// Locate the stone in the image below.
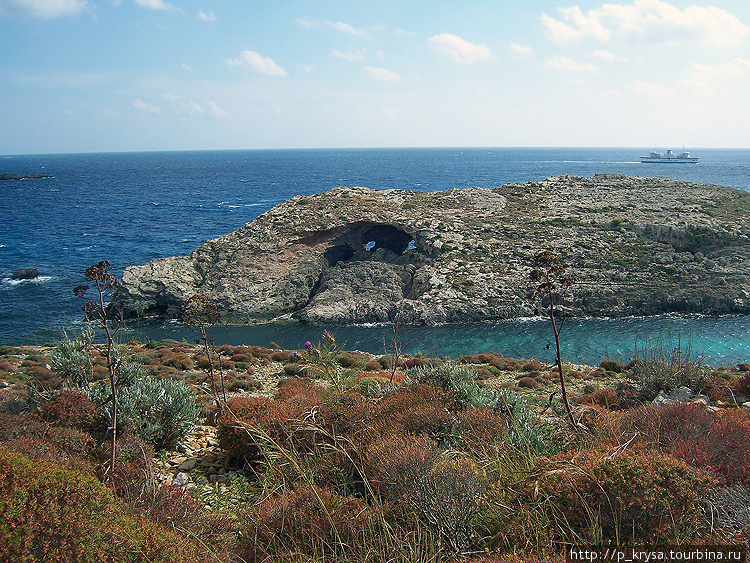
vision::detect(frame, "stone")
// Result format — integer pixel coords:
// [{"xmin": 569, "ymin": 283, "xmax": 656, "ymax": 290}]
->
[
  {"xmin": 743, "ymin": 402, "xmax": 750, "ymax": 414},
  {"xmin": 11, "ymin": 268, "xmax": 39, "ymax": 280},
  {"xmin": 172, "ymin": 472, "xmax": 189, "ymax": 487},
  {"xmin": 111, "ymin": 176, "xmax": 750, "ymax": 326},
  {"xmin": 177, "ymin": 458, "xmax": 199, "ymax": 471},
  {"xmin": 671, "ymin": 386, "xmax": 696, "ymax": 402}
]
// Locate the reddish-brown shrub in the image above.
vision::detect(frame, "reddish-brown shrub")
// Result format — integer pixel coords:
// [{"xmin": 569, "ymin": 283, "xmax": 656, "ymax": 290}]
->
[
  {"xmin": 491, "ymin": 357, "xmax": 523, "ymax": 371},
  {"xmin": 364, "ymin": 360, "xmax": 382, "ymax": 371},
  {"xmin": 39, "ymin": 390, "xmax": 102, "ymax": 431},
  {"xmin": 577, "ymin": 387, "xmax": 619, "ymax": 409},
  {"xmin": 314, "ymin": 390, "xmax": 371, "ymax": 438},
  {"xmin": 371, "ymin": 384, "xmax": 455, "ymax": 441},
  {"xmin": 454, "ymin": 407, "xmax": 506, "ymax": 450},
  {"xmin": 521, "ymin": 359, "xmax": 544, "ymax": 372},
  {"xmin": 236, "ymin": 484, "xmax": 374, "ymax": 563},
  {"xmin": 231, "ymin": 353, "xmax": 250, "ymax": 363},
  {"xmin": 702, "ymin": 375, "xmax": 734, "ymax": 402},
  {"xmin": 28, "ymin": 365, "xmax": 55, "ymax": 381},
  {"xmin": 517, "ymin": 376, "xmax": 538, "ymax": 389},
  {"xmin": 732, "ymin": 372, "xmax": 750, "ymax": 396},
  {"xmin": 0, "ymin": 446, "xmax": 205, "ymax": 562},
  {"xmin": 403, "ymin": 356, "xmax": 428, "ymax": 368},
  {"xmin": 0, "ymin": 361, "xmax": 13, "ymax": 372},
  {"xmin": 595, "ymin": 403, "xmax": 750, "ymax": 485},
  {"xmin": 737, "ymin": 363, "xmax": 750, "ymax": 372},
  {"xmin": 531, "ymin": 446, "xmax": 713, "ymax": 544},
  {"xmin": 365, "ymin": 433, "xmax": 440, "ymax": 500},
  {"xmin": 271, "ymin": 351, "xmax": 291, "ymax": 362},
  {"xmin": 461, "ymin": 353, "xmax": 499, "ymax": 365},
  {"xmin": 273, "ymin": 377, "xmax": 325, "ymax": 406}
]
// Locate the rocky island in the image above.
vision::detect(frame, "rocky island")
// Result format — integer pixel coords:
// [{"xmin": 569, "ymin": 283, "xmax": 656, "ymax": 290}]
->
[{"xmin": 112, "ymin": 174, "xmax": 750, "ymax": 325}]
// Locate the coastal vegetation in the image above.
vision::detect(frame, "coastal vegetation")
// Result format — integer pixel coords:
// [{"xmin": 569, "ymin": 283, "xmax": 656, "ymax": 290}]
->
[{"xmin": 1, "ymin": 330, "xmax": 749, "ymax": 561}]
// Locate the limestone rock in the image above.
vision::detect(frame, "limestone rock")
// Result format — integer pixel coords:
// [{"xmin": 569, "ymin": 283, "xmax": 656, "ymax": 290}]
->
[{"xmin": 111, "ymin": 175, "xmax": 750, "ymax": 325}]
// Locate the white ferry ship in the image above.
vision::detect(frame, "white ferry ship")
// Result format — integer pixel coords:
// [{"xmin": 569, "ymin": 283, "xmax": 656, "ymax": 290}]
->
[{"xmin": 640, "ymin": 148, "xmax": 699, "ymax": 163}]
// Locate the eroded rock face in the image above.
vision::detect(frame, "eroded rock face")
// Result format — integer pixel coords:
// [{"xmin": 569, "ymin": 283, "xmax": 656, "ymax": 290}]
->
[{"xmin": 112, "ymin": 176, "xmax": 750, "ymax": 325}]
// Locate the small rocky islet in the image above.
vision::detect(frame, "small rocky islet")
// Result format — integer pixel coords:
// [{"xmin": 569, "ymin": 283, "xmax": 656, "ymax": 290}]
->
[{"xmin": 112, "ymin": 173, "xmax": 750, "ymax": 326}]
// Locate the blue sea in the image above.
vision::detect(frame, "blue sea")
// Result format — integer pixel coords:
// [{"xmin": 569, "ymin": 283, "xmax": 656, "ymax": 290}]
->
[{"xmin": 2, "ymin": 147, "xmax": 750, "ymax": 367}]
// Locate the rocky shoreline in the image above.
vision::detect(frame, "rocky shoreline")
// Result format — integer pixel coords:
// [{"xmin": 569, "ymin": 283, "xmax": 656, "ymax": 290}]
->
[{"xmin": 112, "ymin": 174, "xmax": 750, "ymax": 325}]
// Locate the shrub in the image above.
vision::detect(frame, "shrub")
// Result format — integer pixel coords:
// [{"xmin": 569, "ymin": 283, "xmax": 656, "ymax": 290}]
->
[
  {"xmin": 732, "ymin": 372, "xmax": 750, "ymax": 396},
  {"xmin": 577, "ymin": 387, "xmax": 619, "ymax": 409},
  {"xmin": 88, "ymin": 376, "xmax": 199, "ymax": 451},
  {"xmin": 530, "ymin": 446, "xmax": 712, "ymax": 544},
  {"xmin": 365, "ymin": 434, "xmax": 486, "ymax": 552},
  {"xmin": 236, "ymin": 484, "xmax": 374, "ymax": 563},
  {"xmin": 517, "ymin": 376, "xmax": 538, "ymax": 389},
  {"xmin": 39, "ymin": 390, "xmax": 102, "ymax": 432},
  {"xmin": 217, "ymin": 396, "xmax": 303, "ymax": 463},
  {"xmin": 371, "ymin": 383, "xmax": 455, "ymax": 442},
  {"xmin": 364, "ymin": 360, "xmax": 382, "ymax": 371},
  {"xmin": 737, "ymin": 363, "xmax": 750, "ymax": 373},
  {"xmin": 522, "ymin": 359, "xmax": 545, "ymax": 372},
  {"xmin": 594, "ymin": 403, "xmax": 750, "ymax": 486},
  {"xmin": 408, "ymin": 362, "xmax": 498, "ymax": 409},
  {"xmin": 453, "ymin": 407, "xmax": 506, "ymax": 451},
  {"xmin": 271, "ymin": 351, "xmax": 291, "ymax": 362},
  {"xmin": 49, "ymin": 326, "xmax": 94, "ymax": 386},
  {"xmin": 0, "ymin": 446, "xmax": 205, "ymax": 562},
  {"xmin": 599, "ymin": 359, "xmax": 627, "ymax": 373}
]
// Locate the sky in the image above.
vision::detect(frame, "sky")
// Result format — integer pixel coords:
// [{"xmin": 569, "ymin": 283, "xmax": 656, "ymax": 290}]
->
[{"xmin": 1, "ymin": 0, "xmax": 749, "ymax": 154}]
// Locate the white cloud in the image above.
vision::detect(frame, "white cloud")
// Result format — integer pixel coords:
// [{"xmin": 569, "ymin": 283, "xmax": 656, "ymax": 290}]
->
[
  {"xmin": 330, "ymin": 49, "xmax": 367, "ymax": 62},
  {"xmin": 135, "ymin": 0, "xmax": 181, "ymax": 13},
  {"xmin": 363, "ymin": 65, "xmax": 403, "ymax": 82},
  {"xmin": 196, "ymin": 9, "xmax": 215, "ymax": 22},
  {"xmin": 296, "ymin": 17, "xmax": 368, "ymax": 37},
  {"xmin": 543, "ymin": 55, "xmax": 598, "ymax": 72},
  {"xmin": 542, "ymin": 0, "xmax": 750, "ymax": 47},
  {"xmin": 227, "ymin": 50, "xmax": 288, "ymax": 77},
  {"xmin": 204, "ymin": 101, "xmax": 228, "ymax": 118},
  {"xmin": 161, "ymin": 94, "xmax": 228, "ymax": 118},
  {"xmin": 681, "ymin": 57, "xmax": 750, "ymax": 94},
  {"xmin": 181, "ymin": 63, "xmax": 193, "ymax": 71},
  {"xmin": 591, "ymin": 49, "xmax": 627, "ymax": 62},
  {"xmin": 629, "ymin": 79, "xmax": 674, "ymax": 97},
  {"xmin": 428, "ymin": 33, "xmax": 492, "ymax": 63},
  {"xmin": 132, "ymin": 99, "xmax": 160, "ymax": 113},
  {"xmin": 509, "ymin": 42, "xmax": 534, "ymax": 59},
  {"xmin": 0, "ymin": 0, "xmax": 87, "ymax": 18}
]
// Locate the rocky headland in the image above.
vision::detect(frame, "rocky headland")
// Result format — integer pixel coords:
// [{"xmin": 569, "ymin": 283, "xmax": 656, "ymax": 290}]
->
[{"xmin": 112, "ymin": 174, "xmax": 750, "ymax": 325}]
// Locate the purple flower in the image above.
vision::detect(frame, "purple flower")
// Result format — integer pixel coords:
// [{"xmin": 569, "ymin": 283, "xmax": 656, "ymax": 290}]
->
[{"xmin": 304, "ymin": 341, "xmax": 312, "ymax": 349}]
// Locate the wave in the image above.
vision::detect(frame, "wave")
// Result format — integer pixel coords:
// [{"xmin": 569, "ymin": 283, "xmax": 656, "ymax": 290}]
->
[{"xmin": 1, "ymin": 275, "xmax": 54, "ymax": 288}]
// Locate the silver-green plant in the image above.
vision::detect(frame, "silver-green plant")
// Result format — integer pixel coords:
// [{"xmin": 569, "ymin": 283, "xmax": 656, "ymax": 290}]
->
[
  {"xmin": 407, "ymin": 362, "xmax": 498, "ymax": 409},
  {"xmin": 89, "ymin": 375, "xmax": 200, "ymax": 451},
  {"xmin": 50, "ymin": 325, "xmax": 95, "ymax": 388}
]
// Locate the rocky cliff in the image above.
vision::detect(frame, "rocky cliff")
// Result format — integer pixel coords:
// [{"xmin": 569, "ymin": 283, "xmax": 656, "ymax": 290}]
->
[{"xmin": 112, "ymin": 174, "xmax": 750, "ymax": 325}]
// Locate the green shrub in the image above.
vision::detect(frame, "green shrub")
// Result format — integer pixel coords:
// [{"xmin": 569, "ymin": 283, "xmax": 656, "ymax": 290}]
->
[
  {"xmin": 408, "ymin": 362, "xmax": 499, "ymax": 409},
  {"xmin": 0, "ymin": 446, "xmax": 205, "ymax": 562},
  {"xmin": 88, "ymin": 376, "xmax": 199, "ymax": 450},
  {"xmin": 599, "ymin": 359, "xmax": 627, "ymax": 373}
]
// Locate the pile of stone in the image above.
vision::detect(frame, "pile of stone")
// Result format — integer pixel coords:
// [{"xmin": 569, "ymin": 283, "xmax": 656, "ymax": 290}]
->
[{"xmin": 153, "ymin": 424, "xmax": 244, "ymax": 490}]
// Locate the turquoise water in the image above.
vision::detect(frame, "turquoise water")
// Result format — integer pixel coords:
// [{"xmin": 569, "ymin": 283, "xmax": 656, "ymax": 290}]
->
[
  {"xmin": 2, "ymin": 148, "xmax": 749, "ymax": 367},
  {"xmin": 121, "ymin": 315, "xmax": 750, "ymax": 369}
]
